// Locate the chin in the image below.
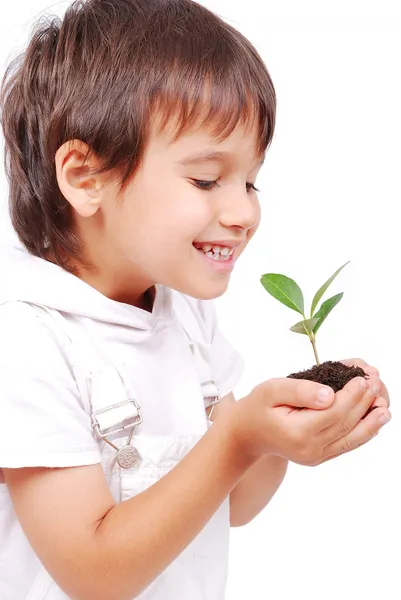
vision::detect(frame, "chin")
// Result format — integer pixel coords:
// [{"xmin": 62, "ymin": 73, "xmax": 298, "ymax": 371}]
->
[{"xmin": 179, "ymin": 279, "xmax": 230, "ymax": 301}]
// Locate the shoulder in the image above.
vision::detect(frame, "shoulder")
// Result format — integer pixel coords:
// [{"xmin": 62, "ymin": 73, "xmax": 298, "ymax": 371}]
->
[
  {"xmin": 0, "ymin": 301, "xmax": 100, "ymax": 468},
  {"xmin": 0, "ymin": 300, "xmax": 74, "ymax": 369},
  {"xmin": 0, "ymin": 299, "xmax": 59, "ymax": 329}
]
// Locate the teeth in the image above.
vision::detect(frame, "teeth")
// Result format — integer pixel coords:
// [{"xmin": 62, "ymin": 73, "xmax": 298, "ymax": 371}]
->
[
  {"xmin": 200, "ymin": 244, "xmax": 233, "ymax": 255},
  {"xmin": 205, "ymin": 251, "xmax": 230, "ymax": 262},
  {"xmin": 195, "ymin": 242, "xmax": 235, "ymax": 261}
]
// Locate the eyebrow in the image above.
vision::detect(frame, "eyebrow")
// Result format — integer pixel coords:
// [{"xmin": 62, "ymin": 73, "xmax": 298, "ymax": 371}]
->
[{"xmin": 176, "ymin": 150, "xmax": 265, "ymax": 168}]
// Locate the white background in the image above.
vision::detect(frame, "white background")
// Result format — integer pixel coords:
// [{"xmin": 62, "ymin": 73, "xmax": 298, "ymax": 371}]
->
[{"xmin": 1, "ymin": 1, "xmax": 400, "ymax": 599}]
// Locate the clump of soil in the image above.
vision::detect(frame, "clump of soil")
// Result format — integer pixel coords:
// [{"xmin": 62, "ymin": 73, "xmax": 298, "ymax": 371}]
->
[
  {"xmin": 288, "ymin": 360, "xmax": 377, "ymax": 417},
  {"xmin": 288, "ymin": 361, "xmax": 365, "ymax": 392}
]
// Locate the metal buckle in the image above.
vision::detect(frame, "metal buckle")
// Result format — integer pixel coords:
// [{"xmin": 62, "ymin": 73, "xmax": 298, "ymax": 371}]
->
[
  {"xmin": 92, "ymin": 398, "xmax": 142, "ymax": 439},
  {"xmin": 203, "ymin": 380, "xmax": 220, "ymax": 419},
  {"xmin": 204, "ymin": 395, "xmax": 220, "ymax": 409},
  {"xmin": 92, "ymin": 398, "xmax": 143, "ymax": 469}
]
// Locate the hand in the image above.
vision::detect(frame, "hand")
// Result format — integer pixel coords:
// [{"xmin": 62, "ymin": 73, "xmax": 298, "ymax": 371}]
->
[
  {"xmin": 339, "ymin": 357, "xmax": 390, "ymax": 411},
  {"xmin": 228, "ymin": 374, "xmax": 391, "ymax": 467}
]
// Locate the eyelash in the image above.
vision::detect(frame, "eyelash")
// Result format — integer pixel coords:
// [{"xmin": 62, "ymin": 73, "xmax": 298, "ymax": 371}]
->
[{"xmin": 192, "ymin": 179, "xmax": 260, "ymax": 193}]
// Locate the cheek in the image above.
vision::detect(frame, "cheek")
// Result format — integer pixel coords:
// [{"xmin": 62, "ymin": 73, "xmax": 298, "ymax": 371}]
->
[
  {"xmin": 236, "ymin": 200, "xmax": 260, "ymax": 257},
  {"xmin": 255, "ymin": 196, "xmax": 262, "ymax": 222},
  {"xmin": 248, "ymin": 221, "xmax": 260, "ymax": 241},
  {"xmin": 156, "ymin": 185, "xmax": 213, "ymax": 237},
  {"xmin": 248, "ymin": 198, "xmax": 261, "ymax": 237},
  {"xmin": 112, "ymin": 177, "xmax": 213, "ymax": 248}
]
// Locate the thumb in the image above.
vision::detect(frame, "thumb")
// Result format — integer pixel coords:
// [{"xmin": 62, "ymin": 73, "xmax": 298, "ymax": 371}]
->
[
  {"xmin": 313, "ymin": 384, "xmax": 335, "ymax": 408},
  {"xmin": 292, "ymin": 381, "xmax": 335, "ymax": 409},
  {"xmin": 266, "ymin": 378, "xmax": 335, "ymax": 409}
]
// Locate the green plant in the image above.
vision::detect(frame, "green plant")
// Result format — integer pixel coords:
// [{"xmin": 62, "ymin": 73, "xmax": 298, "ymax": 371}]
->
[{"xmin": 260, "ymin": 262, "xmax": 350, "ymax": 366}]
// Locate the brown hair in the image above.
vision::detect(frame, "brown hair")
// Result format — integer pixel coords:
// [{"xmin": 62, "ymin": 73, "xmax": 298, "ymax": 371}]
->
[{"xmin": 0, "ymin": 0, "xmax": 276, "ymax": 269}]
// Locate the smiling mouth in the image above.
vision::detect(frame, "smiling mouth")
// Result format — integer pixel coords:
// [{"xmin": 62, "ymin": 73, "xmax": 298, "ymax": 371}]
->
[
  {"xmin": 192, "ymin": 244, "xmax": 237, "ymax": 273},
  {"xmin": 192, "ymin": 242, "xmax": 235, "ymax": 261}
]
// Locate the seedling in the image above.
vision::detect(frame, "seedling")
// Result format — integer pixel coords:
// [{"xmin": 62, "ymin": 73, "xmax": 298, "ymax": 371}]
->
[
  {"xmin": 260, "ymin": 260, "xmax": 373, "ymax": 402},
  {"xmin": 260, "ymin": 261, "xmax": 349, "ymax": 366}
]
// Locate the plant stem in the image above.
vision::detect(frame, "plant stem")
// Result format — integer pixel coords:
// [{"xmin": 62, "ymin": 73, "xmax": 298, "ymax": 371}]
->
[{"xmin": 310, "ymin": 334, "xmax": 320, "ymax": 366}]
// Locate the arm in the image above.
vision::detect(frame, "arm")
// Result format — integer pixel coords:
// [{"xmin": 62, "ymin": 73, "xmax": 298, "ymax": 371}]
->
[
  {"xmin": 229, "ymin": 454, "xmax": 288, "ymax": 526},
  {"xmin": 211, "ymin": 356, "xmax": 391, "ymax": 527},
  {"xmin": 4, "ymin": 413, "xmax": 253, "ymax": 600},
  {"xmin": 5, "ymin": 371, "xmax": 390, "ymax": 600},
  {"xmin": 210, "ymin": 393, "xmax": 288, "ymax": 527}
]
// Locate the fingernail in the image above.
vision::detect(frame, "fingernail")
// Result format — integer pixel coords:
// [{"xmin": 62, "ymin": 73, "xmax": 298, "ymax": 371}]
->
[
  {"xmin": 378, "ymin": 412, "xmax": 391, "ymax": 425},
  {"xmin": 370, "ymin": 384, "xmax": 380, "ymax": 396},
  {"xmin": 318, "ymin": 388, "xmax": 332, "ymax": 403}
]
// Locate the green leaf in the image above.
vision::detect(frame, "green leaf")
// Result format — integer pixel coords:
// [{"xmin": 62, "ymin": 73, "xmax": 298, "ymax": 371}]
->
[
  {"xmin": 290, "ymin": 318, "xmax": 320, "ymax": 335},
  {"xmin": 260, "ymin": 274, "xmax": 304, "ymax": 315},
  {"xmin": 310, "ymin": 261, "xmax": 350, "ymax": 317},
  {"xmin": 313, "ymin": 292, "xmax": 344, "ymax": 333}
]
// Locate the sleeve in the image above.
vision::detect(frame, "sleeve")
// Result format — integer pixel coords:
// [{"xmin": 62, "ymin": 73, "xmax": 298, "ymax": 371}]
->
[
  {"xmin": 0, "ymin": 301, "xmax": 101, "ymax": 470},
  {"xmin": 198, "ymin": 299, "xmax": 245, "ymax": 399}
]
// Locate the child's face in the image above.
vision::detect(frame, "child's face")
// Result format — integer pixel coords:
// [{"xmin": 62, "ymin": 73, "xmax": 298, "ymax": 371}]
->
[
  {"xmin": 63, "ymin": 116, "xmax": 264, "ymax": 303},
  {"xmin": 105, "ymin": 118, "xmax": 263, "ymax": 301}
]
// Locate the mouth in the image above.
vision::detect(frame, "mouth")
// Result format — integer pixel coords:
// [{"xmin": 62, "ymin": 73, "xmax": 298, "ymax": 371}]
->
[
  {"xmin": 192, "ymin": 242, "xmax": 235, "ymax": 262},
  {"xmin": 192, "ymin": 241, "xmax": 241, "ymax": 272}
]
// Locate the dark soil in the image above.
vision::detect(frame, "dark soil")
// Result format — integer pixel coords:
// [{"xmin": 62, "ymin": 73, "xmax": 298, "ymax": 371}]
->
[{"xmin": 288, "ymin": 360, "xmax": 377, "ymax": 417}]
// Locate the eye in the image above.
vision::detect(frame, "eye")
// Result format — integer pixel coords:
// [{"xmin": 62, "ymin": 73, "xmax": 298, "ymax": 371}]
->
[
  {"xmin": 192, "ymin": 179, "xmax": 219, "ymax": 191},
  {"xmin": 192, "ymin": 180, "xmax": 260, "ymax": 193},
  {"xmin": 247, "ymin": 183, "xmax": 260, "ymax": 192}
]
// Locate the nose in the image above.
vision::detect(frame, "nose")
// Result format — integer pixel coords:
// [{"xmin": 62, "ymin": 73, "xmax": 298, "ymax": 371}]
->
[{"xmin": 218, "ymin": 187, "xmax": 260, "ymax": 233}]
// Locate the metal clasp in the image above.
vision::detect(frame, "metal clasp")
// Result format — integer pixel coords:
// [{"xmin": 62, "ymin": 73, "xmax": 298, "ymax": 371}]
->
[
  {"xmin": 203, "ymin": 380, "xmax": 220, "ymax": 420},
  {"xmin": 92, "ymin": 398, "xmax": 142, "ymax": 439},
  {"xmin": 92, "ymin": 399, "xmax": 143, "ymax": 469}
]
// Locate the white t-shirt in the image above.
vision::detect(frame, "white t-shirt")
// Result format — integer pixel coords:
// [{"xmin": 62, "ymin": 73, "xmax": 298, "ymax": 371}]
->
[{"xmin": 0, "ymin": 243, "xmax": 244, "ymax": 600}]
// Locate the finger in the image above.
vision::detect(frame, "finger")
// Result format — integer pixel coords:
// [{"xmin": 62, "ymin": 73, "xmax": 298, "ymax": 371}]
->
[
  {"xmin": 365, "ymin": 379, "xmax": 390, "ymax": 409},
  {"xmin": 266, "ymin": 378, "xmax": 335, "ymax": 410},
  {"xmin": 302, "ymin": 375, "xmax": 369, "ymax": 432},
  {"xmin": 364, "ymin": 367, "xmax": 380, "ymax": 377},
  {"xmin": 340, "ymin": 357, "xmax": 379, "ymax": 376},
  {"xmin": 368, "ymin": 396, "xmax": 389, "ymax": 410},
  {"xmin": 318, "ymin": 381, "xmax": 383, "ymax": 447},
  {"xmin": 340, "ymin": 357, "xmax": 369, "ymax": 367},
  {"xmin": 379, "ymin": 382, "xmax": 390, "ymax": 407},
  {"xmin": 312, "ymin": 378, "xmax": 372, "ymax": 443},
  {"xmin": 323, "ymin": 406, "xmax": 391, "ymax": 461}
]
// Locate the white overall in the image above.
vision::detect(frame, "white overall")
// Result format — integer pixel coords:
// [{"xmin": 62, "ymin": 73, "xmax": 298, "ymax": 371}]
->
[{"xmin": 20, "ymin": 299, "xmax": 231, "ymax": 600}]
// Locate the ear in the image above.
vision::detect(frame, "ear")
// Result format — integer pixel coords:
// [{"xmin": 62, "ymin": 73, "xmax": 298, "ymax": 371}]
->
[{"xmin": 55, "ymin": 140, "xmax": 108, "ymax": 218}]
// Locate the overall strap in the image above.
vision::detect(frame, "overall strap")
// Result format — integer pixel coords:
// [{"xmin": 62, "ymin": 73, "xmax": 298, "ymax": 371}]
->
[
  {"xmin": 30, "ymin": 301, "xmax": 218, "ymax": 457},
  {"xmin": 174, "ymin": 306, "xmax": 221, "ymax": 418},
  {"xmin": 28, "ymin": 304, "xmax": 142, "ymax": 467}
]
